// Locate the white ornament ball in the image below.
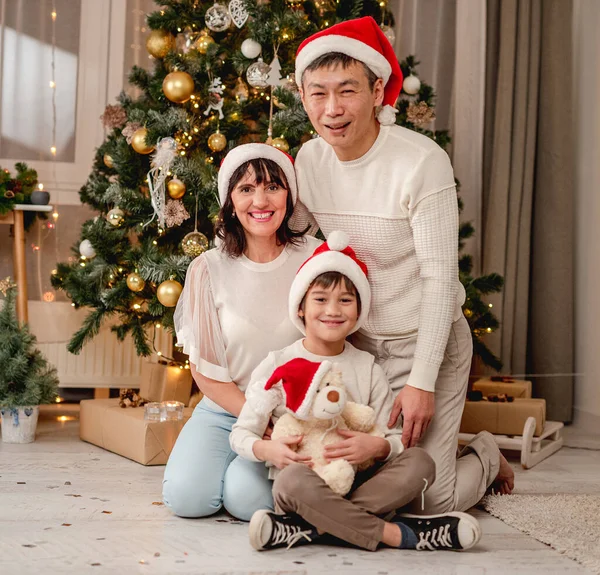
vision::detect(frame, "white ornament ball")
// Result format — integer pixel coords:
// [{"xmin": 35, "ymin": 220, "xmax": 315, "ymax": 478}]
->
[
  {"xmin": 246, "ymin": 58, "xmax": 270, "ymax": 88},
  {"xmin": 205, "ymin": 2, "xmax": 231, "ymax": 32},
  {"xmin": 79, "ymin": 239, "xmax": 96, "ymax": 259},
  {"xmin": 241, "ymin": 38, "xmax": 261, "ymax": 59},
  {"xmin": 381, "ymin": 24, "xmax": 396, "ymax": 45},
  {"xmin": 403, "ymin": 74, "xmax": 421, "ymax": 95}
]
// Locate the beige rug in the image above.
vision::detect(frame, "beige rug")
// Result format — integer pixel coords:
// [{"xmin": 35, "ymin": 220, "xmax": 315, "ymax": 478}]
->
[{"xmin": 483, "ymin": 494, "xmax": 600, "ymax": 574}]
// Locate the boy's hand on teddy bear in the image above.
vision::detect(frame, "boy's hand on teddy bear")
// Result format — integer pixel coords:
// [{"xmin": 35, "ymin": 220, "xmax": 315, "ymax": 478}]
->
[
  {"xmin": 324, "ymin": 430, "xmax": 390, "ymax": 465},
  {"xmin": 254, "ymin": 436, "xmax": 313, "ymax": 470},
  {"xmin": 262, "ymin": 418, "xmax": 274, "ymax": 440}
]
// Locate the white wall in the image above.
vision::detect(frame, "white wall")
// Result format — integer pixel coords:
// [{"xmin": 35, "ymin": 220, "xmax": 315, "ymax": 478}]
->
[{"xmin": 573, "ymin": 0, "xmax": 600, "ymax": 429}]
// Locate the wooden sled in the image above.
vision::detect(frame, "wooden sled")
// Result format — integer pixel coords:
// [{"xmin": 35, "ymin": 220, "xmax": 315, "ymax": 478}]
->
[{"xmin": 458, "ymin": 417, "xmax": 564, "ymax": 469}]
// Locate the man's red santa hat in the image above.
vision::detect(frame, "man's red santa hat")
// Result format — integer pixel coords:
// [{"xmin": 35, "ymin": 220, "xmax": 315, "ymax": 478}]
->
[
  {"xmin": 289, "ymin": 230, "xmax": 371, "ymax": 335},
  {"xmin": 295, "ymin": 16, "xmax": 403, "ymax": 125},
  {"xmin": 248, "ymin": 358, "xmax": 333, "ymax": 420}
]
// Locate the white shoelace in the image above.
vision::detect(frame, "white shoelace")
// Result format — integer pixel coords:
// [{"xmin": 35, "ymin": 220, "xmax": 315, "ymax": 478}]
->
[
  {"xmin": 420, "ymin": 477, "xmax": 429, "ymax": 511},
  {"xmin": 415, "ymin": 523, "xmax": 453, "ymax": 551},
  {"xmin": 270, "ymin": 521, "xmax": 313, "ymax": 549}
]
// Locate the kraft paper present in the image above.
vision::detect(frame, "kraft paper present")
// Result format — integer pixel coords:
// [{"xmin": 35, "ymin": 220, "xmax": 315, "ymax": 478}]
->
[
  {"xmin": 460, "ymin": 397, "xmax": 546, "ymax": 437},
  {"xmin": 472, "ymin": 377, "xmax": 532, "ymax": 399},
  {"xmin": 79, "ymin": 398, "xmax": 192, "ymax": 465},
  {"xmin": 139, "ymin": 361, "xmax": 193, "ymax": 405}
]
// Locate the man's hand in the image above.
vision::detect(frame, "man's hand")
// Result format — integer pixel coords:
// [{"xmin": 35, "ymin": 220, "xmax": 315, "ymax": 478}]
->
[
  {"xmin": 324, "ymin": 429, "xmax": 389, "ymax": 465},
  {"xmin": 253, "ymin": 436, "xmax": 312, "ymax": 470},
  {"xmin": 388, "ymin": 385, "xmax": 435, "ymax": 448}
]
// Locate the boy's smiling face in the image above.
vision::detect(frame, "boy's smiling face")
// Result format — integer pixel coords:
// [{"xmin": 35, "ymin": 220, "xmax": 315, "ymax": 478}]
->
[{"xmin": 300, "ymin": 281, "xmax": 359, "ymax": 347}]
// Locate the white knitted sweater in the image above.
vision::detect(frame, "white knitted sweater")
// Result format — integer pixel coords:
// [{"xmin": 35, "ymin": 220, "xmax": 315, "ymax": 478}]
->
[{"xmin": 293, "ymin": 125, "xmax": 466, "ymax": 392}]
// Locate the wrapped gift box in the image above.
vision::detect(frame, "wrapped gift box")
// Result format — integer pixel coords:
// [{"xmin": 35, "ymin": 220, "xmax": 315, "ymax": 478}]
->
[
  {"xmin": 139, "ymin": 361, "xmax": 193, "ymax": 405},
  {"xmin": 80, "ymin": 398, "xmax": 193, "ymax": 465},
  {"xmin": 472, "ymin": 376, "xmax": 532, "ymax": 399},
  {"xmin": 460, "ymin": 397, "xmax": 546, "ymax": 437}
]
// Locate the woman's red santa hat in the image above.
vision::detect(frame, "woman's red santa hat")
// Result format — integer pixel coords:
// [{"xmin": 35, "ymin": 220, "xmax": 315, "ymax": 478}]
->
[
  {"xmin": 248, "ymin": 358, "xmax": 333, "ymax": 420},
  {"xmin": 295, "ymin": 16, "xmax": 403, "ymax": 125},
  {"xmin": 288, "ymin": 230, "xmax": 371, "ymax": 335},
  {"xmin": 217, "ymin": 143, "xmax": 297, "ymax": 206}
]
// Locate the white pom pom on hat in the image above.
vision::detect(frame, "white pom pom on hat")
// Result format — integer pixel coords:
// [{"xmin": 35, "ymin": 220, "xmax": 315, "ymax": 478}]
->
[{"xmin": 288, "ymin": 230, "xmax": 371, "ymax": 335}]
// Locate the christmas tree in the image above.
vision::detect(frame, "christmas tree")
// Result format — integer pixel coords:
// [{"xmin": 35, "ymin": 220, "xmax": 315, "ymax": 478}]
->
[
  {"xmin": 51, "ymin": 0, "xmax": 502, "ymax": 368},
  {"xmin": 0, "ymin": 279, "xmax": 59, "ymax": 407}
]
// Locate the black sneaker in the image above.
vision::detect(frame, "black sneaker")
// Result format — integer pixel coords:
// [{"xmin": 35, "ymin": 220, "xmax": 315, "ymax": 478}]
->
[
  {"xmin": 249, "ymin": 510, "xmax": 318, "ymax": 551},
  {"xmin": 395, "ymin": 512, "xmax": 481, "ymax": 551}
]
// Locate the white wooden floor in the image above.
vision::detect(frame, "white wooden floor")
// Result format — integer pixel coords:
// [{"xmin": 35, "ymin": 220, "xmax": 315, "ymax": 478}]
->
[{"xmin": 1, "ymin": 405, "xmax": 598, "ymax": 575}]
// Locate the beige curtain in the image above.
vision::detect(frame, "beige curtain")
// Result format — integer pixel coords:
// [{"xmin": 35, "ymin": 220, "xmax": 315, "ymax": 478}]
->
[{"xmin": 482, "ymin": 0, "xmax": 574, "ymax": 421}]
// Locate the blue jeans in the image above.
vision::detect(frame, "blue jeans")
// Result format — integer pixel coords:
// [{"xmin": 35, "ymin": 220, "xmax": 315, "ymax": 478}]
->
[{"xmin": 162, "ymin": 398, "xmax": 274, "ymax": 521}]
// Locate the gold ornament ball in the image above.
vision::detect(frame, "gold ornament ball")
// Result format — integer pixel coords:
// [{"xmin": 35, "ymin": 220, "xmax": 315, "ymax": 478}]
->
[
  {"xmin": 167, "ymin": 177, "xmax": 186, "ymax": 199},
  {"xmin": 126, "ymin": 272, "xmax": 146, "ymax": 293},
  {"xmin": 271, "ymin": 137, "xmax": 290, "ymax": 153},
  {"xmin": 162, "ymin": 71, "xmax": 195, "ymax": 104},
  {"xmin": 146, "ymin": 29, "xmax": 175, "ymax": 59},
  {"xmin": 103, "ymin": 153, "xmax": 114, "ymax": 168},
  {"xmin": 208, "ymin": 131, "xmax": 227, "ymax": 152},
  {"xmin": 157, "ymin": 279, "xmax": 183, "ymax": 307},
  {"xmin": 181, "ymin": 231, "xmax": 209, "ymax": 257},
  {"xmin": 131, "ymin": 128, "xmax": 154, "ymax": 154},
  {"xmin": 194, "ymin": 31, "xmax": 215, "ymax": 54},
  {"xmin": 106, "ymin": 207, "xmax": 124, "ymax": 226}
]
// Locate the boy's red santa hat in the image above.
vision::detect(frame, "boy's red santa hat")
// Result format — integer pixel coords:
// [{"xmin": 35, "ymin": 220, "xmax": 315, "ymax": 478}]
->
[
  {"xmin": 248, "ymin": 358, "xmax": 333, "ymax": 420},
  {"xmin": 217, "ymin": 143, "xmax": 297, "ymax": 206},
  {"xmin": 295, "ymin": 16, "xmax": 403, "ymax": 125},
  {"xmin": 289, "ymin": 230, "xmax": 370, "ymax": 335}
]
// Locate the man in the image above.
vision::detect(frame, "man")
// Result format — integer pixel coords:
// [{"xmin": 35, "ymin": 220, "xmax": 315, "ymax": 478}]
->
[{"xmin": 292, "ymin": 16, "xmax": 514, "ymax": 513}]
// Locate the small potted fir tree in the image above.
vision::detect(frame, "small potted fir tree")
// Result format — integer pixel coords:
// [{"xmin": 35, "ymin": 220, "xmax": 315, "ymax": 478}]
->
[{"xmin": 0, "ymin": 278, "xmax": 59, "ymax": 443}]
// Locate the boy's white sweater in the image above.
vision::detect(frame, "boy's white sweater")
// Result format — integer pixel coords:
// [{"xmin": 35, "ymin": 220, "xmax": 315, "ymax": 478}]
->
[{"xmin": 230, "ymin": 339, "xmax": 404, "ymax": 479}]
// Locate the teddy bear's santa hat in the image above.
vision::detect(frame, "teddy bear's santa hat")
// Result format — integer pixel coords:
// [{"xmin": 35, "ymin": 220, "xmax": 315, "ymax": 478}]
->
[
  {"xmin": 248, "ymin": 358, "xmax": 332, "ymax": 421},
  {"xmin": 295, "ymin": 16, "xmax": 403, "ymax": 125}
]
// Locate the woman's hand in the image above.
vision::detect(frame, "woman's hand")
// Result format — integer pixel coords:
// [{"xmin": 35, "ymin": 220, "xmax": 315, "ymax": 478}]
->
[
  {"xmin": 323, "ymin": 430, "xmax": 390, "ymax": 465},
  {"xmin": 253, "ymin": 436, "xmax": 312, "ymax": 470}
]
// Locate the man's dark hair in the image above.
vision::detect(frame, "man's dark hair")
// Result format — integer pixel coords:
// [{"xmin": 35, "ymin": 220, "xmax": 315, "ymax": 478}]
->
[
  {"xmin": 298, "ymin": 271, "xmax": 362, "ymax": 318},
  {"xmin": 214, "ymin": 158, "xmax": 306, "ymax": 258},
  {"xmin": 302, "ymin": 52, "xmax": 379, "ymax": 90}
]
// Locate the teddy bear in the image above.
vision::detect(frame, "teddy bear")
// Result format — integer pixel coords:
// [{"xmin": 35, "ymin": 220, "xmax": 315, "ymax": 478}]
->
[{"xmin": 249, "ymin": 357, "xmax": 384, "ymax": 496}]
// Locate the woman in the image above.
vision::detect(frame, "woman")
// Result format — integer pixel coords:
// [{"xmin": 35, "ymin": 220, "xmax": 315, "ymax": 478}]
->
[{"xmin": 163, "ymin": 144, "xmax": 321, "ymax": 520}]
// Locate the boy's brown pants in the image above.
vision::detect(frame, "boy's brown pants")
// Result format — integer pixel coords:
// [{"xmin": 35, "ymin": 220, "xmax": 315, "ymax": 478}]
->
[{"xmin": 273, "ymin": 447, "xmax": 435, "ymax": 551}]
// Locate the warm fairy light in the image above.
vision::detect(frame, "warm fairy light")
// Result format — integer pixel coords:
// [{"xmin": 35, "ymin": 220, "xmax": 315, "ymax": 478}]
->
[
  {"xmin": 133, "ymin": 303, "xmax": 141, "ymax": 310},
  {"xmin": 80, "ymin": 262, "xmax": 86, "ymax": 267},
  {"xmin": 50, "ymin": 146, "xmax": 57, "ymax": 155},
  {"xmin": 153, "ymin": 240, "xmax": 158, "ymax": 245},
  {"xmin": 184, "ymin": 365, "xmax": 190, "ymax": 369},
  {"xmin": 52, "ymin": 211, "xmax": 59, "ymax": 220},
  {"xmin": 71, "ymin": 303, "xmax": 75, "ymax": 307},
  {"xmin": 43, "ymin": 291, "xmax": 55, "ymax": 302},
  {"xmin": 179, "ymin": 365, "xmax": 183, "ymax": 370},
  {"xmin": 118, "ymin": 267, "xmax": 123, "ymax": 272},
  {"xmin": 51, "ymin": 269, "xmax": 58, "ymax": 275},
  {"xmin": 55, "ymin": 397, "xmax": 63, "ymax": 403},
  {"xmin": 57, "ymin": 416, "xmax": 75, "ymax": 422},
  {"xmin": 486, "ymin": 327, "xmax": 493, "ymax": 333},
  {"xmin": 38, "ymin": 182, "xmax": 44, "ymax": 190},
  {"xmin": 156, "ymin": 323, "xmax": 161, "ymax": 328},
  {"xmin": 51, "ymin": 10, "xmax": 57, "ymax": 20},
  {"xmin": 80, "ymin": 255, "xmax": 87, "ymax": 260},
  {"xmin": 488, "ymin": 303, "xmax": 493, "ymax": 308},
  {"xmin": 180, "ymin": 151, "xmax": 186, "ymax": 156},
  {"xmin": 157, "ymin": 351, "xmax": 162, "ymax": 356},
  {"xmin": 32, "ymin": 244, "xmax": 40, "ymax": 251},
  {"xmin": 49, "ymin": 80, "xmax": 56, "ymax": 88}
]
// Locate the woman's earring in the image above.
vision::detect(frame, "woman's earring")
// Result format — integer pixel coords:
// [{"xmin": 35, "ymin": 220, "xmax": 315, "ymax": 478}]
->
[{"xmin": 232, "ymin": 211, "xmax": 236, "ymax": 218}]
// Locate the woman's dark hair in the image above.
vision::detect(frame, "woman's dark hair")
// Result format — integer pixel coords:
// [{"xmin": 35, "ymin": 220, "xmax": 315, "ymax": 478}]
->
[
  {"xmin": 298, "ymin": 271, "xmax": 362, "ymax": 318},
  {"xmin": 214, "ymin": 158, "xmax": 307, "ymax": 257}
]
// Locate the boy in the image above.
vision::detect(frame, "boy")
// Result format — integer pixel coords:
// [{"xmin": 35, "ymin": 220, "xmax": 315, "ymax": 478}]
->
[{"xmin": 230, "ymin": 231, "xmax": 481, "ymax": 552}]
